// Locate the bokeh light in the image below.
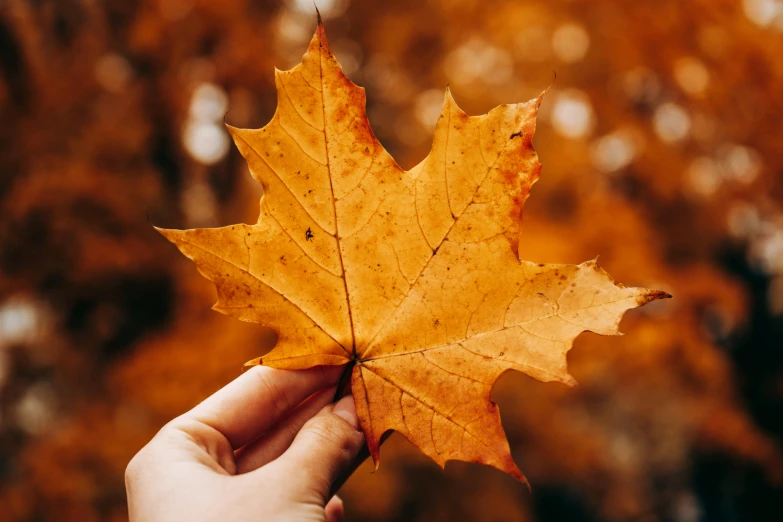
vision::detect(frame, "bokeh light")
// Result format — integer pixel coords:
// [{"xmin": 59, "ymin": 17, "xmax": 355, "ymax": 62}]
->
[
  {"xmin": 93, "ymin": 54, "xmax": 134, "ymax": 94},
  {"xmin": 182, "ymin": 83, "xmax": 231, "ymax": 166},
  {"xmin": 743, "ymin": 0, "xmax": 783, "ymax": 27},
  {"xmin": 653, "ymin": 102, "xmax": 691, "ymax": 143},
  {"xmin": 550, "ymin": 89, "xmax": 594, "ymax": 139},
  {"xmin": 552, "ymin": 23, "xmax": 590, "ymax": 63},
  {"xmin": 443, "ymin": 38, "xmax": 514, "ymax": 86},
  {"xmin": 590, "ymin": 129, "xmax": 639, "ymax": 173},
  {"xmin": 673, "ymin": 57, "xmax": 710, "ymax": 97}
]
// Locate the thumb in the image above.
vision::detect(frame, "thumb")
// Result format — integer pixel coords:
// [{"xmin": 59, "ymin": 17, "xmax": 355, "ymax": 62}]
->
[{"xmin": 273, "ymin": 394, "xmax": 365, "ymax": 502}]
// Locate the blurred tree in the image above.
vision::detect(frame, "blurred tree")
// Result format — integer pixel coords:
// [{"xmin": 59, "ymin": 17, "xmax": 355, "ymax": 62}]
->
[{"xmin": 0, "ymin": 0, "xmax": 781, "ymax": 521}]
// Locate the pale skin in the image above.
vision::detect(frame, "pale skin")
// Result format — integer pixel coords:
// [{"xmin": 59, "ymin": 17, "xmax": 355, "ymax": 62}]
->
[{"xmin": 125, "ymin": 365, "xmax": 364, "ymax": 522}]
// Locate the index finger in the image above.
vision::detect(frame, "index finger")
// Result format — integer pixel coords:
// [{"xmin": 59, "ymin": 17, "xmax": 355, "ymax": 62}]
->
[{"xmin": 182, "ymin": 364, "xmax": 344, "ymax": 449}]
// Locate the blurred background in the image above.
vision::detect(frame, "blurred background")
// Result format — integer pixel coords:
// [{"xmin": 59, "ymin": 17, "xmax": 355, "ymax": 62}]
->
[{"xmin": 1, "ymin": 0, "xmax": 782, "ymax": 520}]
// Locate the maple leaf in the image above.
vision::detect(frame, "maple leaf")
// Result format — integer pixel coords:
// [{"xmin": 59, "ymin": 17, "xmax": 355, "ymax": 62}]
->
[{"xmin": 158, "ymin": 21, "xmax": 670, "ymax": 483}]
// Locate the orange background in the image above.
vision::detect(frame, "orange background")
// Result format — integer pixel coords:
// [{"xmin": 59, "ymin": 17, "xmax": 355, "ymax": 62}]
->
[{"xmin": 1, "ymin": 1, "xmax": 782, "ymax": 520}]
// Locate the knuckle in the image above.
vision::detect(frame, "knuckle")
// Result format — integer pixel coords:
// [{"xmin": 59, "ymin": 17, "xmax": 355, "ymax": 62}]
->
[
  {"xmin": 303, "ymin": 415, "xmax": 355, "ymax": 457},
  {"xmin": 124, "ymin": 422, "xmax": 176, "ymax": 486},
  {"xmin": 124, "ymin": 451, "xmax": 143, "ymax": 486},
  {"xmin": 162, "ymin": 416, "xmax": 196, "ymax": 436},
  {"xmin": 250, "ymin": 367, "xmax": 291, "ymax": 416},
  {"xmin": 124, "ymin": 420, "xmax": 186, "ymax": 484},
  {"xmin": 284, "ymin": 417, "xmax": 302, "ymax": 442},
  {"xmin": 154, "ymin": 418, "xmax": 193, "ymax": 446}
]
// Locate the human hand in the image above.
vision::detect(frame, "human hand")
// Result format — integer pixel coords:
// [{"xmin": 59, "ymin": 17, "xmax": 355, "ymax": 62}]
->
[{"xmin": 125, "ymin": 365, "xmax": 364, "ymax": 522}]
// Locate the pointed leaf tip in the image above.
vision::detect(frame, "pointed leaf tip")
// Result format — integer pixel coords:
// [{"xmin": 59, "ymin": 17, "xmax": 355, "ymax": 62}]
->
[
  {"xmin": 243, "ymin": 357, "xmax": 263, "ymax": 370},
  {"xmin": 644, "ymin": 289, "xmax": 673, "ymax": 303}
]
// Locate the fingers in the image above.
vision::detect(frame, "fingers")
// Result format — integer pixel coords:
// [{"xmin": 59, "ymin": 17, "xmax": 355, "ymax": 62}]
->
[
  {"xmin": 234, "ymin": 385, "xmax": 336, "ymax": 473},
  {"xmin": 181, "ymin": 364, "xmax": 343, "ymax": 449},
  {"xmin": 266, "ymin": 395, "xmax": 364, "ymax": 502},
  {"xmin": 325, "ymin": 495, "xmax": 344, "ymax": 522}
]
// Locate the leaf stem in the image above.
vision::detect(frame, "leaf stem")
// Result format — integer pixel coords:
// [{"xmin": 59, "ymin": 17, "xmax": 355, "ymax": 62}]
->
[
  {"xmin": 330, "ymin": 359, "xmax": 389, "ymax": 496},
  {"xmin": 333, "ymin": 360, "xmax": 355, "ymax": 402}
]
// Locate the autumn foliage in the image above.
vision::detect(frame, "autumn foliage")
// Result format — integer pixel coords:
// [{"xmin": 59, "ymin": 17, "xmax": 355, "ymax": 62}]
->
[
  {"xmin": 160, "ymin": 22, "xmax": 669, "ymax": 483},
  {"xmin": 1, "ymin": 1, "xmax": 782, "ymax": 521}
]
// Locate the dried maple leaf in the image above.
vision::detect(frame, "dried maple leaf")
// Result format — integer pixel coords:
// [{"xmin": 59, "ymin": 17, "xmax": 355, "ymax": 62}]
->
[{"xmin": 158, "ymin": 21, "xmax": 670, "ymax": 483}]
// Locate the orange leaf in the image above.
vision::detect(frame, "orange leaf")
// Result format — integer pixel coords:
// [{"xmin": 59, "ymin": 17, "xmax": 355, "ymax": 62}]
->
[{"xmin": 158, "ymin": 21, "xmax": 670, "ymax": 484}]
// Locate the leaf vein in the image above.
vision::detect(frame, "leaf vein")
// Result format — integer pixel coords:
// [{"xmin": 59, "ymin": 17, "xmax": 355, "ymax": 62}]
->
[{"xmin": 172, "ymin": 236, "xmax": 349, "ymax": 355}]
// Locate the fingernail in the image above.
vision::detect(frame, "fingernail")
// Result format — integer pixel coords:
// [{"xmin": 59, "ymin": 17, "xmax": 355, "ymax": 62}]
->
[{"xmin": 332, "ymin": 395, "xmax": 359, "ymax": 429}]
